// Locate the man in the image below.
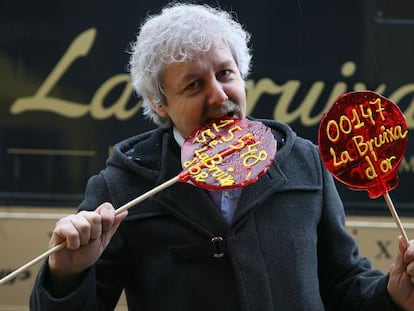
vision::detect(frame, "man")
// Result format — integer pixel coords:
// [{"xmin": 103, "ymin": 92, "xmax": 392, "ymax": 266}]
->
[{"xmin": 30, "ymin": 2, "xmax": 414, "ymax": 310}]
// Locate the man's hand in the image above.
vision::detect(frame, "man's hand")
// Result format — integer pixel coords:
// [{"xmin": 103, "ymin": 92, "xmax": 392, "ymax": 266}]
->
[
  {"xmin": 47, "ymin": 202, "xmax": 127, "ymax": 296},
  {"xmin": 388, "ymin": 236, "xmax": 414, "ymax": 310}
]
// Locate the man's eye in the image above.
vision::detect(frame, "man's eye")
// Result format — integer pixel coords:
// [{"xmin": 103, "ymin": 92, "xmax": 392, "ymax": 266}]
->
[
  {"xmin": 217, "ymin": 70, "xmax": 231, "ymax": 79},
  {"xmin": 187, "ymin": 80, "xmax": 200, "ymax": 90}
]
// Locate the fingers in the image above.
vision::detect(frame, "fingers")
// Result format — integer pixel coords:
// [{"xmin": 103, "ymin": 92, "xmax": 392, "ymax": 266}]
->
[
  {"xmin": 53, "ymin": 212, "xmax": 100, "ymax": 249},
  {"xmin": 52, "ymin": 202, "xmax": 124, "ymax": 250}
]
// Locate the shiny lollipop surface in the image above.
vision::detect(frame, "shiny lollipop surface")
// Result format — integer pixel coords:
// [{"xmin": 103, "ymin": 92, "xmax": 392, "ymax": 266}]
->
[
  {"xmin": 181, "ymin": 117, "xmax": 277, "ymax": 190},
  {"xmin": 318, "ymin": 91, "xmax": 408, "ymax": 198}
]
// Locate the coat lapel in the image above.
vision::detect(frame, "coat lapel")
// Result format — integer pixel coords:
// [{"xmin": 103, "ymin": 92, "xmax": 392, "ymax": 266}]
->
[
  {"xmin": 232, "ymin": 162, "xmax": 286, "ymax": 227},
  {"xmin": 151, "ymin": 131, "xmax": 229, "ymax": 236}
]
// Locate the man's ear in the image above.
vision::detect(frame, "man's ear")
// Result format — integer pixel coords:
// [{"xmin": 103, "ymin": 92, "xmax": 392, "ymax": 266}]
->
[{"xmin": 149, "ymin": 96, "xmax": 168, "ymax": 118}]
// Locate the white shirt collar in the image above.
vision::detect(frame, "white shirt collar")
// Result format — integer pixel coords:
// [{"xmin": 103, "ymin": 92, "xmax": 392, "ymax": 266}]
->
[{"xmin": 173, "ymin": 127, "xmax": 185, "ymax": 148}]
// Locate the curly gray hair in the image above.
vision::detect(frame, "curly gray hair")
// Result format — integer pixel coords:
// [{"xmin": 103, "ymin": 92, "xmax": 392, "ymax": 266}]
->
[{"xmin": 128, "ymin": 2, "xmax": 252, "ymax": 127}]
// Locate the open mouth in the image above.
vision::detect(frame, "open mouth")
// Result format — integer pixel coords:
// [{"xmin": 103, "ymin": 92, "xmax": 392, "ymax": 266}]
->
[
  {"xmin": 225, "ymin": 111, "xmax": 240, "ymax": 119},
  {"xmin": 202, "ymin": 101, "xmax": 242, "ymax": 124},
  {"xmin": 202, "ymin": 110, "xmax": 239, "ymax": 125}
]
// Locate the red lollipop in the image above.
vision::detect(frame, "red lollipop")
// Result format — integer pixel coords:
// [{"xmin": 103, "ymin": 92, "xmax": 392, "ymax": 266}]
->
[
  {"xmin": 180, "ymin": 117, "xmax": 276, "ymax": 190},
  {"xmin": 0, "ymin": 117, "xmax": 276, "ymax": 285},
  {"xmin": 318, "ymin": 91, "xmax": 409, "ymax": 243}
]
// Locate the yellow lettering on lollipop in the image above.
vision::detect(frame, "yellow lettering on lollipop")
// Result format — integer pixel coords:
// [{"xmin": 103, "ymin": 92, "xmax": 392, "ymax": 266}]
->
[
  {"xmin": 240, "ymin": 141, "xmax": 268, "ymax": 167},
  {"xmin": 365, "ymin": 156, "xmax": 378, "ymax": 180},
  {"xmin": 363, "ymin": 154, "xmax": 397, "ymax": 180},
  {"xmin": 380, "ymin": 156, "xmax": 396, "ymax": 173},
  {"xmin": 230, "ymin": 133, "xmax": 254, "ymax": 150},
  {"xmin": 358, "ymin": 104, "xmax": 374, "ymax": 125},
  {"xmin": 221, "ymin": 125, "xmax": 242, "ymax": 142},
  {"xmin": 195, "ymin": 129, "xmax": 216, "ymax": 144},
  {"xmin": 353, "ymin": 125, "xmax": 408, "ymax": 157},
  {"xmin": 330, "ymin": 147, "xmax": 354, "ymax": 167},
  {"xmin": 216, "ymin": 174, "xmax": 235, "ymax": 186},
  {"xmin": 212, "ymin": 119, "xmax": 235, "ymax": 132},
  {"xmin": 369, "ymin": 97, "xmax": 385, "ymax": 121}
]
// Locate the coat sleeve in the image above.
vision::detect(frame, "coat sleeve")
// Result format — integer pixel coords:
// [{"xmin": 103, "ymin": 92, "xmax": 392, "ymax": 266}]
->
[
  {"xmin": 29, "ymin": 172, "xmax": 128, "ymax": 311},
  {"xmin": 316, "ymin": 157, "xmax": 401, "ymax": 310}
]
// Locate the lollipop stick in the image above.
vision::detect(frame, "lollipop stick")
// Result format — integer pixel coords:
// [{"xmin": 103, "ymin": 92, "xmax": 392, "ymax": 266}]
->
[
  {"xmin": 383, "ymin": 191, "xmax": 410, "ymax": 246},
  {"xmin": 0, "ymin": 175, "xmax": 180, "ymax": 286},
  {"xmin": 0, "ymin": 243, "xmax": 66, "ymax": 286},
  {"xmin": 115, "ymin": 176, "xmax": 180, "ymax": 215}
]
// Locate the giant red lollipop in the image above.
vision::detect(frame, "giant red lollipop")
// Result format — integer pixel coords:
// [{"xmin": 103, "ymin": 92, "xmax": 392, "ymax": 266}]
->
[
  {"xmin": 318, "ymin": 91, "xmax": 409, "ymax": 243},
  {"xmin": 0, "ymin": 117, "xmax": 276, "ymax": 285},
  {"xmin": 181, "ymin": 117, "xmax": 275, "ymax": 190}
]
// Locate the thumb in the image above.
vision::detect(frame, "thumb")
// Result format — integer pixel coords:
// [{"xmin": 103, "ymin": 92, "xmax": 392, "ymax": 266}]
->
[
  {"xmin": 113, "ymin": 210, "xmax": 128, "ymax": 231},
  {"xmin": 391, "ymin": 236, "xmax": 407, "ymax": 274},
  {"xmin": 95, "ymin": 203, "xmax": 128, "ymax": 248},
  {"xmin": 101, "ymin": 210, "xmax": 128, "ymax": 247}
]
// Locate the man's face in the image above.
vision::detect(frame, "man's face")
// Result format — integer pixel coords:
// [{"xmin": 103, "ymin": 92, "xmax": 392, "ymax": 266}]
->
[{"xmin": 154, "ymin": 40, "xmax": 247, "ymax": 138}]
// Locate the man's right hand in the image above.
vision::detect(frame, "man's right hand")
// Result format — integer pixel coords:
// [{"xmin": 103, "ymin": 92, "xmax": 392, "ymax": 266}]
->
[{"xmin": 47, "ymin": 202, "xmax": 127, "ymax": 295}]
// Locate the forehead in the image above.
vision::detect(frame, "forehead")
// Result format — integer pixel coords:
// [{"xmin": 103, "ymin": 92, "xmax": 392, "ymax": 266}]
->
[{"xmin": 162, "ymin": 41, "xmax": 237, "ymax": 84}]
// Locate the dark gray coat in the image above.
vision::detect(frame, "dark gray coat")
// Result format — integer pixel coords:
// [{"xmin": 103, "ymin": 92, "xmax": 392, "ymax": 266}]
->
[{"xmin": 30, "ymin": 119, "xmax": 399, "ymax": 311}]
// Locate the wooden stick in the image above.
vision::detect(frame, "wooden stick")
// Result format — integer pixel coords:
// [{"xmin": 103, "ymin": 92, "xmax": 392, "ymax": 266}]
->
[
  {"xmin": 0, "ymin": 243, "xmax": 67, "ymax": 286},
  {"xmin": 115, "ymin": 176, "xmax": 179, "ymax": 215},
  {"xmin": 383, "ymin": 191, "xmax": 410, "ymax": 246},
  {"xmin": 0, "ymin": 175, "xmax": 180, "ymax": 286}
]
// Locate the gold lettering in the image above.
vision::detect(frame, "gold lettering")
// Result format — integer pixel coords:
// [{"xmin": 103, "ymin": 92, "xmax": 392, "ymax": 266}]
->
[
  {"xmin": 217, "ymin": 174, "xmax": 235, "ymax": 186},
  {"xmin": 326, "ymin": 120, "xmax": 340, "ymax": 142},
  {"xmin": 10, "ymin": 28, "xmax": 140, "ymax": 119},
  {"xmin": 240, "ymin": 142, "xmax": 268, "ymax": 167},
  {"xmin": 221, "ymin": 125, "xmax": 242, "ymax": 142},
  {"xmin": 230, "ymin": 133, "xmax": 254, "ymax": 150},
  {"xmin": 212, "ymin": 119, "xmax": 235, "ymax": 131},
  {"xmin": 195, "ymin": 128, "xmax": 216, "ymax": 144},
  {"xmin": 353, "ymin": 135, "xmax": 371, "ymax": 157},
  {"xmin": 330, "ymin": 147, "xmax": 354, "ymax": 166},
  {"xmin": 193, "ymin": 171, "xmax": 209, "ymax": 183},
  {"xmin": 369, "ymin": 98, "xmax": 386, "ymax": 121},
  {"xmin": 90, "ymin": 74, "xmax": 139, "ymax": 120},
  {"xmin": 380, "ymin": 156, "xmax": 396, "ymax": 173},
  {"xmin": 11, "ymin": 29, "xmax": 97, "ymax": 117},
  {"xmin": 353, "ymin": 125, "xmax": 407, "ymax": 158},
  {"xmin": 365, "ymin": 156, "xmax": 378, "ymax": 180}
]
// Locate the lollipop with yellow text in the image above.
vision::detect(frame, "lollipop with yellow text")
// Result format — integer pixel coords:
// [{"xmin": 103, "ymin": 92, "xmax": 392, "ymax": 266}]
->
[{"xmin": 318, "ymin": 91, "xmax": 409, "ymax": 244}]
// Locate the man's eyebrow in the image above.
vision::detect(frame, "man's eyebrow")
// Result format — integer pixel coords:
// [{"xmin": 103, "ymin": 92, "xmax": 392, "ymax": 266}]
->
[
  {"xmin": 218, "ymin": 59, "xmax": 236, "ymax": 68},
  {"xmin": 179, "ymin": 72, "xmax": 200, "ymax": 83}
]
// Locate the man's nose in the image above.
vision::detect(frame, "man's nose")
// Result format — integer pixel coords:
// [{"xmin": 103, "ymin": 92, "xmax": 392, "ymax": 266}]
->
[{"xmin": 207, "ymin": 79, "xmax": 228, "ymax": 105}]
